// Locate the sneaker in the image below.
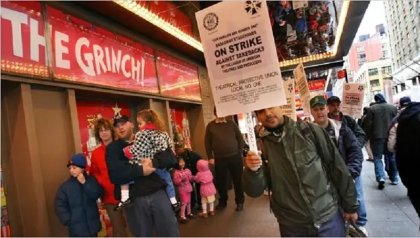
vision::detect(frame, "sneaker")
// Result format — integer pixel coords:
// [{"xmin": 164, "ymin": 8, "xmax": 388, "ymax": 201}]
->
[
  {"xmin": 114, "ymin": 198, "xmax": 133, "ymax": 211},
  {"xmin": 187, "ymin": 213, "xmax": 194, "ymax": 219},
  {"xmin": 391, "ymin": 180, "xmax": 399, "ymax": 185},
  {"xmin": 209, "ymin": 211, "xmax": 215, "ymax": 216},
  {"xmin": 358, "ymin": 226, "xmax": 368, "ymax": 236},
  {"xmin": 378, "ymin": 180, "xmax": 385, "ymax": 190},
  {"xmin": 198, "ymin": 212, "xmax": 208, "ymax": 218}
]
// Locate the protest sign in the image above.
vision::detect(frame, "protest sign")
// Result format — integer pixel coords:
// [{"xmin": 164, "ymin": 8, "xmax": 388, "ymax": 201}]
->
[
  {"xmin": 341, "ymin": 83, "xmax": 365, "ymax": 118},
  {"xmin": 294, "ymin": 63, "xmax": 311, "ymax": 116},
  {"xmin": 196, "ymin": 0, "xmax": 286, "ymax": 163}
]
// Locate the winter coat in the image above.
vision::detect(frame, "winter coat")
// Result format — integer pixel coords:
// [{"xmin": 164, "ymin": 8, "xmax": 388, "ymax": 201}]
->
[
  {"xmin": 387, "ymin": 118, "xmax": 398, "ymax": 153},
  {"xmin": 366, "ymin": 101, "xmax": 397, "ymax": 140},
  {"xmin": 329, "ymin": 112, "xmax": 366, "ymax": 147},
  {"xmin": 328, "ymin": 119, "xmax": 363, "ymax": 178},
  {"xmin": 194, "ymin": 160, "xmax": 217, "ymax": 197},
  {"xmin": 90, "ymin": 144, "xmax": 118, "ymax": 205},
  {"xmin": 243, "ymin": 116, "xmax": 358, "ymax": 227},
  {"xmin": 106, "ymin": 140, "xmax": 174, "ymax": 200},
  {"xmin": 396, "ymin": 102, "xmax": 420, "ymax": 194},
  {"xmin": 131, "ymin": 128, "xmax": 172, "ymax": 160},
  {"xmin": 55, "ymin": 174, "xmax": 102, "ymax": 236},
  {"xmin": 342, "ymin": 114, "xmax": 366, "ymax": 147},
  {"xmin": 173, "ymin": 168, "xmax": 193, "ymax": 194}
]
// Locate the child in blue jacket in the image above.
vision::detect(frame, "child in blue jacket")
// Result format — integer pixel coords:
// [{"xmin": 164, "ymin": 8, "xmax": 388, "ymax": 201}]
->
[{"xmin": 55, "ymin": 153, "xmax": 103, "ymax": 237}]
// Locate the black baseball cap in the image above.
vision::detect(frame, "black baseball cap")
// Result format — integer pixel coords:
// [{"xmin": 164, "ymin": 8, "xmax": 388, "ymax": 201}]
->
[
  {"xmin": 327, "ymin": 96, "xmax": 341, "ymax": 105},
  {"xmin": 113, "ymin": 115, "xmax": 130, "ymax": 127}
]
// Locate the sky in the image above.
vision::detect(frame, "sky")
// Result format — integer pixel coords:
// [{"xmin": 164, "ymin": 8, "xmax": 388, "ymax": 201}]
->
[{"xmin": 354, "ymin": 1, "xmax": 387, "ymax": 42}]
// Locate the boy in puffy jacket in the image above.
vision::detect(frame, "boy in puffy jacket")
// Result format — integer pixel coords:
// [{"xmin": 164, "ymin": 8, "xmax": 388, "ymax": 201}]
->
[
  {"xmin": 55, "ymin": 153, "xmax": 103, "ymax": 237},
  {"xmin": 194, "ymin": 159, "xmax": 217, "ymax": 218}
]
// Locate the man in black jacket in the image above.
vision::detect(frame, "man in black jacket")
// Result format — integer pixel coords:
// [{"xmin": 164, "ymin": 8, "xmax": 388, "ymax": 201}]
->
[
  {"xmin": 106, "ymin": 115, "xmax": 179, "ymax": 237},
  {"xmin": 366, "ymin": 93, "xmax": 398, "ymax": 190},
  {"xmin": 327, "ymin": 96, "xmax": 366, "ymax": 147},
  {"xmin": 396, "ymin": 102, "xmax": 420, "ymax": 221}
]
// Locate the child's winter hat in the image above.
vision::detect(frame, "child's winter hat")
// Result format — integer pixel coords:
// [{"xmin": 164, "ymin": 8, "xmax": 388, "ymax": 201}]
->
[{"xmin": 67, "ymin": 153, "xmax": 87, "ymax": 169}]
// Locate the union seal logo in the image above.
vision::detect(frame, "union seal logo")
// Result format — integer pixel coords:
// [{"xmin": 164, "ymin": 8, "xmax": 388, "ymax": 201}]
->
[
  {"xmin": 203, "ymin": 13, "xmax": 218, "ymax": 31},
  {"xmin": 245, "ymin": 0, "xmax": 262, "ymax": 15}
]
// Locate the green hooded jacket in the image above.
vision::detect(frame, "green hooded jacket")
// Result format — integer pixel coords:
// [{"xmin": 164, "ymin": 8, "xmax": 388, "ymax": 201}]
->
[{"xmin": 243, "ymin": 116, "xmax": 358, "ymax": 227}]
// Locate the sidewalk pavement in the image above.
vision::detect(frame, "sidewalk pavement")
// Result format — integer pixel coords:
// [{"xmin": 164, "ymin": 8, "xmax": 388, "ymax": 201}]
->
[
  {"xmin": 179, "ymin": 156, "xmax": 420, "ymax": 237},
  {"xmin": 362, "ymin": 158, "xmax": 419, "ymax": 236}
]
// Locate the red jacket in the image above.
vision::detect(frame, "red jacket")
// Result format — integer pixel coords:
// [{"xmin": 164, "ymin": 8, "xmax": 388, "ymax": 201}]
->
[{"xmin": 90, "ymin": 144, "xmax": 118, "ymax": 205}]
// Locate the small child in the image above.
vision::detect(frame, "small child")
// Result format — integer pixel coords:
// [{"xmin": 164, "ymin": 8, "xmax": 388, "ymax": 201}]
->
[
  {"xmin": 194, "ymin": 159, "xmax": 217, "ymax": 218},
  {"xmin": 117, "ymin": 109, "xmax": 179, "ymax": 210},
  {"xmin": 173, "ymin": 158, "xmax": 194, "ymax": 223},
  {"xmin": 55, "ymin": 153, "xmax": 103, "ymax": 237}
]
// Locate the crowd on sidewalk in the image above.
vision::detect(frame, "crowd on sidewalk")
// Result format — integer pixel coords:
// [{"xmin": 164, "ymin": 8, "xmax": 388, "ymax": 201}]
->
[{"xmin": 53, "ymin": 93, "xmax": 420, "ymax": 237}]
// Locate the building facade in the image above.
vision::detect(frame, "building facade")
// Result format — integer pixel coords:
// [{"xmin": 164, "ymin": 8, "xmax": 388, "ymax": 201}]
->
[
  {"xmin": 384, "ymin": 0, "xmax": 420, "ymax": 101},
  {"xmin": 345, "ymin": 24, "xmax": 390, "ymax": 81},
  {"xmin": 353, "ymin": 59, "xmax": 393, "ymax": 105}
]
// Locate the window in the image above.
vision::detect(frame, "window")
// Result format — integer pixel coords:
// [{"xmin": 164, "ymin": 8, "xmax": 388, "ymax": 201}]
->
[
  {"xmin": 382, "ymin": 66, "xmax": 391, "ymax": 75},
  {"xmin": 368, "ymin": 68, "xmax": 379, "ymax": 76},
  {"xmin": 371, "ymin": 79, "xmax": 380, "ymax": 87}
]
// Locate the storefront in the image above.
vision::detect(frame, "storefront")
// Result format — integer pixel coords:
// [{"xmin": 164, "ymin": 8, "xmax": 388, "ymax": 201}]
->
[{"xmin": 1, "ymin": 1, "xmax": 212, "ymax": 236}]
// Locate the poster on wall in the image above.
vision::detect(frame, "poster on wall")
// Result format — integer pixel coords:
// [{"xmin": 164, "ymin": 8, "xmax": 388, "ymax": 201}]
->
[
  {"xmin": 341, "ymin": 83, "xmax": 365, "ymax": 118},
  {"xmin": 196, "ymin": 0, "xmax": 286, "ymax": 117},
  {"xmin": 294, "ymin": 63, "xmax": 311, "ymax": 116},
  {"xmin": 170, "ymin": 108, "xmax": 191, "ymax": 149},
  {"xmin": 75, "ymin": 100, "xmax": 131, "ymax": 162}
]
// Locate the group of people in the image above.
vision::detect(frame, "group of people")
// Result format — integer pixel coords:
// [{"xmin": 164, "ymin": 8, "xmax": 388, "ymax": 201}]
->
[
  {"xmin": 53, "ymin": 92, "xmax": 419, "ymax": 237},
  {"xmin": 244, "ymin": 93, "xmax": 420, "ymax": 236},
  {"xmin": 54, "ymin": 109, "xmax": 219, "ymax": 237}
]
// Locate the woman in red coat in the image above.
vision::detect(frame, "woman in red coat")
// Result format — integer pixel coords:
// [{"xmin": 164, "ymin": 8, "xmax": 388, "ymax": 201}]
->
[{"xmin": 90, "ymin": 118, "xmax": 130, "ymax": 237}]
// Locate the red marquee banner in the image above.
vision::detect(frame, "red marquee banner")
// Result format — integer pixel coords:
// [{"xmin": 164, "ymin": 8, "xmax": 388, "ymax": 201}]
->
[
  {"xmin": 1, "ymin": 1, "xmax": 48, "ymax": 77},
  {"xmin": 1, "ymin": 1, "xmax": 201, "ymax": 101},
  {"xmin": 47, "ymin": 6, "xmax": 159, "ymax": 93},
  {"xmin": 157, "ymin": 51, "xmax": 201, "ymax": 101}
]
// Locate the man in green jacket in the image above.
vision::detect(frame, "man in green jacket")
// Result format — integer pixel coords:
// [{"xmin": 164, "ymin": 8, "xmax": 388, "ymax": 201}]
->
[{"xmin": 243, "ymin": 107, "xmax": 358, "ymax": 237}]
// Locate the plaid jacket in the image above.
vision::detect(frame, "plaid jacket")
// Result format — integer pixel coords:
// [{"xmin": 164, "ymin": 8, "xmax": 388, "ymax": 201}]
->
[{"xmin": 131, "ymin": 129, "xmax": 172, "ymax": 163}]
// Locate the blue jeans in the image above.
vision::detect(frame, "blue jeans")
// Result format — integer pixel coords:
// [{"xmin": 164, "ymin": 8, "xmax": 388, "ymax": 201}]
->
[
  {"xmin": 355, "ymin": 176, "xmax": 367, "ymax": 227},
  {"xmin": 124, "ymin": 189, "xmax": 179, "ymax": 237},
  {"xmin": 155, "ymin": 169, "xmax": 176, "ymax": 199},
  {"xmin": 371, "ymin": 138, "xmax": 399, "ymax": 182},
  {"xmin": 279, "ymin": 209, "xmax": 345, "ymax": 237}
]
